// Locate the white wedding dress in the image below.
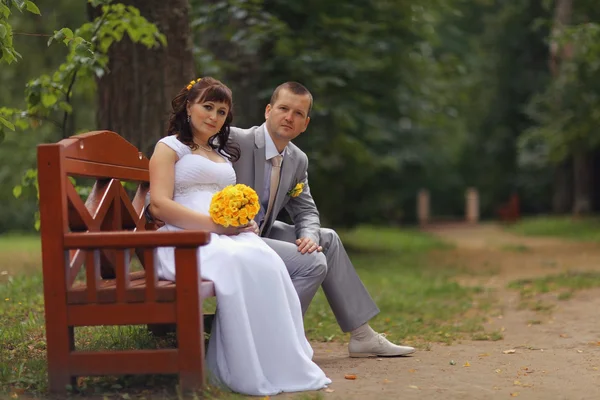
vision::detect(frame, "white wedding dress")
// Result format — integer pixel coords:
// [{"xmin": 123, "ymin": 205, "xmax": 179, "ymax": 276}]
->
[{"xmin": 153, "ymin": 135, "xmax": 331, "ymax": 396}]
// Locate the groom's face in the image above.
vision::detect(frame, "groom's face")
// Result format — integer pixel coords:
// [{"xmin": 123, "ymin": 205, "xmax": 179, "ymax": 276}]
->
[{"xmin": 265, "ymin": 89, "xmax": 311, "ymax": 144}]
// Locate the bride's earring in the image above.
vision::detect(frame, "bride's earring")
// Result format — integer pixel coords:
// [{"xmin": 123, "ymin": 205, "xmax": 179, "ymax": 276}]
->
[{"xmin": 187, "ymin": 115, "xmax": 191, "ymax": 123}]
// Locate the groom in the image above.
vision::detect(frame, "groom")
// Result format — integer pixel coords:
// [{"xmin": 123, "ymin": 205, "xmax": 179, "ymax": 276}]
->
[{"xmin": 226, "ymin": 82, "xmax": 414, "ymax": 357}]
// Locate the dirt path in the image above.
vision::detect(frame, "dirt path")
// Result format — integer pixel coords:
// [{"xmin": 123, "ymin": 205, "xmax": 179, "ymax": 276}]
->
[{"xmin": 300, "ymin": 224, "xmax": 600, "ymax": 400}]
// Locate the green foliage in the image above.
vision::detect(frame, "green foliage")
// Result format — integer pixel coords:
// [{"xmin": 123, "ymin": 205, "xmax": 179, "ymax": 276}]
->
[
  {"xmin": 522, "ymin": 23, "xmax": 600, "ymax": 164},
  {"xmin": 2, "ymin": 0, "xmax": 167, "ymax": 138},
  {"xmin": 0, "ymin": 0, "xmax": 41, "ymax": 64},
  {"xmin": 1, "ymin": 0, "xmax": 167, "ymax": 231}
]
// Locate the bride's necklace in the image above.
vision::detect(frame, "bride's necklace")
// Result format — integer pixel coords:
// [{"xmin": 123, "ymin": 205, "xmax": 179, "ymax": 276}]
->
[{"xmin": 195, "ymin": 141, "xmax": 212, "ymax": 152}]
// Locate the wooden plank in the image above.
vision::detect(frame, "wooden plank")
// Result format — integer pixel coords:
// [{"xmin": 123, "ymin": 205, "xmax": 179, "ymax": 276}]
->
[
  {"xmin": 85, "ymin": 251, "xmax": 100, "ymax": 303},
  {"xmin": 64, "ymin": 231, "xmax": 211, "ymax": 249},
  {"xmin": 68, "ymin": 249, "xmax": 86, "ymax": 286},
  {"xmin": 143, "ymin": 249, "xmax": 157, "ymax": 302},
  {"xmin": 115, "ymin": 250, "xmax": 129, "ymax": 303},
  {"xmin": 67, "ymin": 303, "xmax": 176, "ymax": 326},
  {"xmin": 64, "ymin": 159, "xmax": 149, "ymax": 182},
  {"xmin": 174, "ymin": 248, "xmax": 205, "ymax": 391},
  {"xmin": 67, "ymin": 280, "xmax": 214, "ymax": 304},
  {"xmin": 36, "ymin": 144, "xmax": 74, "ymax": 392},
  {"xmin": 68, "ymin": 349, "xmax": 178, "ymax": 375},
  {"xmin": 61, "ymin": 130, "xmax": 149, "ymax": 169},
  {"xmin": 66, "ymin": 183, "xmax": 94, "ymax": 232}
]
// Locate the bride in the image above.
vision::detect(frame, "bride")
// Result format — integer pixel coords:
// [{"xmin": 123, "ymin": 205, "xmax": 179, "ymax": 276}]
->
[{"xmin": 148, "ymin": 77, "xmax": 331, "ymax": 395}]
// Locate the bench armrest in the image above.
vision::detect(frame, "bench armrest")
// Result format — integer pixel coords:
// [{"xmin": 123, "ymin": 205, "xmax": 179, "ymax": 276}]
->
[{"xmin": 63, "ymin": 231, "xmax": 211, "ymax": 249}]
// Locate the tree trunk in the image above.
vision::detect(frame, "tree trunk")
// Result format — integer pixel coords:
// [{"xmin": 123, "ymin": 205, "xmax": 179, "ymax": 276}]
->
[
  {"xmin": 552, "ymin": 160, "xmax": 572, "ymax": 213},
  {"xmin": 92, "ymin": 0, "xmax": 195, "ymax": 157},
  {"xmin": 194, "ymin": 0, "xmax": 263, "ymax": 127},
  {"xmin": 573, "ymin": 150, "xmax": 593, "ymax": 215},
  {"xmin": 549, "ymin": 0, "xmax": 574, "ymax": 213}
]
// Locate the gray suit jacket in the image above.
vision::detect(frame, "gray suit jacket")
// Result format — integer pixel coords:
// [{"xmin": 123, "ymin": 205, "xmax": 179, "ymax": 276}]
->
[{"xmin": 230, "ymin": 124, "xmax": 321, "ymax": 244}]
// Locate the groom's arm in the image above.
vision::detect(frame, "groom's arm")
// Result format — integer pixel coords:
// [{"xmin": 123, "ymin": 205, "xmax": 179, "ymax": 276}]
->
[{"xmin": 285, "ymin": 155, "xmax": 321, "ymax": 246}]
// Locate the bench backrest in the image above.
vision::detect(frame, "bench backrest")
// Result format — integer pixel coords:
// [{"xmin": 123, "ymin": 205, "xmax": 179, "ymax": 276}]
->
[{"xmin": 37, "ymin": 130, "xmax": 153, "ymax": 285}]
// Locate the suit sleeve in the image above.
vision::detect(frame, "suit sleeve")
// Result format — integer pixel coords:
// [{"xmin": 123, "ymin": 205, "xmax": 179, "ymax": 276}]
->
[{"xmin": 284, "ymin": 156, "xmax": 321, "ymax": 244}]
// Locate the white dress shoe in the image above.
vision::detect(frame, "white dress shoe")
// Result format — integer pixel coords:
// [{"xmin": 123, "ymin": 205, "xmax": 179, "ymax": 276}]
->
[{"xmin": 348, "ymin": 333, "xmax": 416, "ymax": 358}]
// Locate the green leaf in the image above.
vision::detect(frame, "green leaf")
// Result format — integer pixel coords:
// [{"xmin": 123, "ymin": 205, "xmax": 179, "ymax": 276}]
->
[
  {"xmin": 41, "ymin": 93, "xmax": 58, "ymax": 108},
  {"xmin": 74, "ymin": 42, "xmax": 93, "ymax": 57},
  {"xmin": 0, "ymin": 115, "xmax": 14, "ymax": 131},
  {"xmin": 13, "ymin": 185, "xmax": 22, "ymax": 199},
  {"xmin": 58, "ymin": 101, "xmax": 73, "ymax": 113},
  {"xmin": 25, "ymin": 1, "xmax": 40, "ymax": 15},
  {"xmin": 61, "ymin": 28, "xmax": 74, "ymax": 40},
  {"xmin": 0, "ymin": 23, "xmax": 7, "ymax": 39},
  {"xmin": 12, "ymin": 0, "xmax": 26, "ymax": 11},
  {"xmin": 0, "ymin": 4, "xmax": 10, "ymax": 19}
]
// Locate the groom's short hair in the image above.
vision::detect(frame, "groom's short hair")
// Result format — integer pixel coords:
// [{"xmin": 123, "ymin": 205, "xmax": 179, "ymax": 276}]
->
[{"xmin": 270, "ymin": 82, "xmax": 313, "ymax": 115}]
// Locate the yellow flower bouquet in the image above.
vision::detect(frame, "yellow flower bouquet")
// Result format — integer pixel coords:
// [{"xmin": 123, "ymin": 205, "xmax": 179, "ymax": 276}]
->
[{"xmin": 209, "ymin": 184, "xmax": 260, "ymax": 227}]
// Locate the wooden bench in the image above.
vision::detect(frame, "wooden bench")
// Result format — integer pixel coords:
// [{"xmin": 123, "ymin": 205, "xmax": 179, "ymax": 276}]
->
[
  {"xmin": 37, "ymin": 130, "xmax": 215, "ymax": 393},
  {"xmin": 497, "ymin": 193, "xmax": 520, "ymax": 223}
]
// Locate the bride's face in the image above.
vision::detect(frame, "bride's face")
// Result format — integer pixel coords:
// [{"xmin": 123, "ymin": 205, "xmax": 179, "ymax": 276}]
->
[{"xmin": 187, "ymin": 101, "xmax": 230, "ymax": 138}]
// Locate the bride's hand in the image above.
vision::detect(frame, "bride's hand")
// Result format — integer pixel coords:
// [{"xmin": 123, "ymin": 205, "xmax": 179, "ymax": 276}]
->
[
  {"xmin": 234, "ymin": 220, "xmax": 259, "ymax": 235},
  {"xmin": 212, "ymin": 220, "xmax": 259, "ymax": 236}
]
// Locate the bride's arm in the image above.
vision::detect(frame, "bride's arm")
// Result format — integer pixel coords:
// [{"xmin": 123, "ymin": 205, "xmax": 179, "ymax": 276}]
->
[{"xmin": 149, "ymin": 143, "xmax": 218, "ymax": 231}]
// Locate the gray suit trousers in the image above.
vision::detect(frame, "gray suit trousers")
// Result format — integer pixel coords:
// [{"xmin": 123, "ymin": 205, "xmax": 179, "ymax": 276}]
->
[{"xmin": 263, "ymin": 221, "xmax": 380, "ymax": 332}]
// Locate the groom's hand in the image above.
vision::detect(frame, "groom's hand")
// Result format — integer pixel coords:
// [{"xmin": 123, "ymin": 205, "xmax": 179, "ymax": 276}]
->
[{"xmin": 296, "ymin": 237, "xmax": 323, "ymax": 254}]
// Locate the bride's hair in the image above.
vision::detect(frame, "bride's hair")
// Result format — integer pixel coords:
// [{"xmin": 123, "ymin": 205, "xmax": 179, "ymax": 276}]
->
[{"xmin": 167, "ymin": 76, "xmax": 240, "ymax": 162}]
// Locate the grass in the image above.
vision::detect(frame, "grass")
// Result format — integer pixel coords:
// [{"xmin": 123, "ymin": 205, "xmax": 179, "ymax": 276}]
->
[
  {"xmin": 507, "ymin": 215, "xmax": 600, "ymax": 241},
  {"xmin": 0, "ymin": 227, "xmax": 493, "ymax": 398},
  {"xmin": 508, "ymin": 271, "xmax": 600, "ymax": 311},
  {"xmin": 305, "ymin": 226, "xmax": 495, "ymax": 345}
]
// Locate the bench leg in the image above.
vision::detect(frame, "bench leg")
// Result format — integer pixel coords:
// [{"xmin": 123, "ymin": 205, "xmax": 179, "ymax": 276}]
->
[{"xmin": 47, "ymin": 326, "xmax": 76, "ymax": 392}]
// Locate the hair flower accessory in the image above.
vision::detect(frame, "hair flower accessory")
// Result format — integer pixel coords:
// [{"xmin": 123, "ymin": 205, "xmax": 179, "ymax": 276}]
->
[
  {"xmin": 186, "ymin": 78, "xmax": 202, "ymax": 90},
  {"xmin": 288, "ymin": 182, "xmax": 304, "ymax": 198}
]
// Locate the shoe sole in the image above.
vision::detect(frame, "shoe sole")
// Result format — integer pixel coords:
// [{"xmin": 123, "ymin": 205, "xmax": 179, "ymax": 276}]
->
[{"xmin": 349, "ymin": 349, "xmax": 416, "ymax": 358}]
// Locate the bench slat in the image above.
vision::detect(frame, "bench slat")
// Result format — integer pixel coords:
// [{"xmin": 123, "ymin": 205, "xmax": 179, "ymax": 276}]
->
[
  {"xmin": 64, "ymin": 231, "xmax": 211, "ymax": 249},
  {"xmin": 67, "ymin": 303, "xmax": 177, "ymax": 326},
  {"xmin": 68, "ymin": 349, "xmax": 178, "ymax": 375}
]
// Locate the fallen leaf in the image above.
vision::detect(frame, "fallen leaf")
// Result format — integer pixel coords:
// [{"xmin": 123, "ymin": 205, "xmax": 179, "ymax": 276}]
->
[
  {"xmin": 559, "ymin": 333, "xmax": 569, "ymax": 338},
  {"xmin": 408, "ymin": 385, "xmax": 419, "ymax": 390},
  {"xmin": 382, "ymin": 379, "xmax": 392, "ymax": 384},
  {"xmin": 503, "ymin": 349, "xmax": 516, "ymax": 354},
  {"xmin": 324, "ymin": 388, "xmax": 335, "ymax": 393},
  {"xmin": 514, "ymin": 380, "xmax": 522, "ymax": 386},
  {"xmin": 408, "ymin": 369, "xmax": 417, "ymax": 373},
  {"xmin": 463, "ymin": 361, "xmax": 471, "ymax": 367},
  {"xmin": 495, "ymin": 369, "xmax": 502, "ymax": 373},
  {"xmin": 510, "ymin": 392, "xmax": 519, "ymax": 397},
  {"xmin": 478, "ymin": 353, "xmax": 490, "ymax": 357},
  {"xmin": 344, "ymin": 374, "xmax": 357, "ymax": 380},
  {"xmin": 577, "ymin": 350, "xmax": 583, "ymax": 353},
  {"xmin": 593, "ymin": 367, "xmax": 599, "ymax": 371}
]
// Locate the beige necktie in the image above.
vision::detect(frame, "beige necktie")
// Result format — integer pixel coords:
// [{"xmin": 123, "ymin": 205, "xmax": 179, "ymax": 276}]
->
[{"xmin": 260, "ymin": 155, "xmax": 283, "ymax": 234}]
